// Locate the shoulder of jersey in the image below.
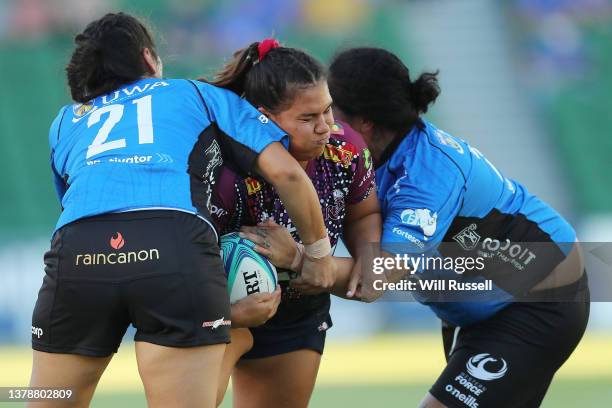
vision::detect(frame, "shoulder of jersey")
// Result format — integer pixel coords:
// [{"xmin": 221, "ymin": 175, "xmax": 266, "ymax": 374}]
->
[
  {"xmin": 422, "ymin": 123, "xmax": 464, "ymax": 153},
  {"xmin": 420, "ymin": 122, "xmax": 471, "ymax": 166},
  {"xmin": 324, "ymin": 121, "xmax": 365, "ymax": 165},
  {"xmin": 330, "ymin": 120, "xmax": 366, "ymax": 145},
  {"xmin": 331, "ymin": 121, "xmax": 345, "ymax": 136},
  {"xmin": 397, "ymin": 121, "xmax": 470, "ymax": 182},
  {"xmin": 67, "ymin": 79, "xmax": 188, "ymax": 123}
]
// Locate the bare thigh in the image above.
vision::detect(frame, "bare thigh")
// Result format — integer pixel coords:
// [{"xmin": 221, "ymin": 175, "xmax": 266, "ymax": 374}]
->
[
  {"xmin": 136, "ymin": 341, "xmax": 226, "ymax": 408},
  {"xmin": 232, "ymin": 349, "xmax": 322, "ymax": 408},
  {"xmin": 28, "ymin": 350, "xmax": 112, "ymax": 408},
  {"xmin": 217, "ymin": 329, "xmax": 253, "ymax": 406}
]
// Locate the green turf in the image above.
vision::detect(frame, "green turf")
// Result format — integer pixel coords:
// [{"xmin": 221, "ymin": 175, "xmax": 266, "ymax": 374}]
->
[{"xmin": 83, "ymin": 379, "xmax": 612, "ymax": 407}]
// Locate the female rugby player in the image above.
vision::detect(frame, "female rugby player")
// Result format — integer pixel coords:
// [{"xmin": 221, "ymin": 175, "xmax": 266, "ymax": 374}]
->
[
  {"xmin": 29, "ymin": 14, "xmax": 336, "ymax": 408},
  {"xmin": 205, "ymin": 40, "xmax": 380, "ymax": 408},
  {"xmin": 326, "ymin": 47, "xmax": 590, "ymax": 408}
]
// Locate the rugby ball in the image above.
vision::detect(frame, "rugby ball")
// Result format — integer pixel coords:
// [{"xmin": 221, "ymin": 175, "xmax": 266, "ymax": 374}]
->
[{"xmin": 220, "ymin": 232, "xmax": 278, "ymax": 304}]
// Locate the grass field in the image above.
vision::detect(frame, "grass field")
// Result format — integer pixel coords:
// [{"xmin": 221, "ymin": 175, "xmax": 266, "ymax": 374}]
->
[{"xmin": 2, "ymin": 333, "xmax": 610, "ymax": 407}]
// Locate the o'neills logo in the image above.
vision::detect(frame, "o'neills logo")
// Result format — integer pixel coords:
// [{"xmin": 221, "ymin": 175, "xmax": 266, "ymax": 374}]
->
[{"xmin": 75, "ymin": 232, "xmax": 160, "ymax": 266}]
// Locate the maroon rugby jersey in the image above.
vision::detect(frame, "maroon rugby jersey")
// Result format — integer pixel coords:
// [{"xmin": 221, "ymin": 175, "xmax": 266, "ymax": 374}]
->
[
  {"xmin": 211, "ymin": 121, "xmax": 374, "ymax": 305},
  {"xmin": 211, "ymin": 120, "xmax": 374, "ymax": 246}
]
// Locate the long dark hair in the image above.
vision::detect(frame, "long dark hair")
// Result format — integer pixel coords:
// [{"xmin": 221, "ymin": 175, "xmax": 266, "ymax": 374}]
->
[
  {"xmin": 328, "ymin": 47, "xmax": 440, "ymax": 135},
  {"xmin": 66, "ymin": 12, "xmax": 158, "ymax": 103},
  {"xmin": 202, "ymin": 41, "xmax": 325, "ymax": 113}
]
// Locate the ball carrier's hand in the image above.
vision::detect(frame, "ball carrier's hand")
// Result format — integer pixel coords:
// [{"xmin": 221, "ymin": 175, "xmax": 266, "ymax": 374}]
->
[
  {"xmin": 240, "ymin": 219, "xmax": 298, "ymax": 270},
  {"xmin": 290, "ymin": 237, "xmax": 337, "ymax": 295},
  {"xmin": 230, "ymin": 286, "xmax": 282, "ymax": 328},
  {"xmin": 255, "ymin": 144, "xmax": 337, "ymax": 294}
]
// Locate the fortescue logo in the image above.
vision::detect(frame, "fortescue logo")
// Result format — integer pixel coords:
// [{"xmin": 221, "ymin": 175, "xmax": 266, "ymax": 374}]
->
[{"xmin": 75, "ymin": 232, "xmax": 160, "ymax": 266}]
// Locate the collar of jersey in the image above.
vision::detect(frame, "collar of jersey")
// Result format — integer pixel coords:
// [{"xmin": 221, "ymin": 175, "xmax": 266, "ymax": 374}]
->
[{"xmin": 375, "ymin": 119, "xmax": 424, "ymax": 170}]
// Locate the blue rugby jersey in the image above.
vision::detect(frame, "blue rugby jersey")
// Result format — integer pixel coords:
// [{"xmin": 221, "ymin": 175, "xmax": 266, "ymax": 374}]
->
[
  {"xmin": 49, "ymin": 78, "xmax": 287, "ymax": 232},
  {"xmin": 377, "ymin": 119, "xmax": 576, "ymax": 326}
]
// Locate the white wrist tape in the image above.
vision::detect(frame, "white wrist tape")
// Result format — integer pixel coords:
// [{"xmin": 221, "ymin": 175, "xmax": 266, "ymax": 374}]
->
[
  {"xmin": 290, "ymin": 243, "xmax": 304, "ymax": 272},
  {"xmin": 304, "ymin": 236, "xmax": 331, "ymax": 259}
]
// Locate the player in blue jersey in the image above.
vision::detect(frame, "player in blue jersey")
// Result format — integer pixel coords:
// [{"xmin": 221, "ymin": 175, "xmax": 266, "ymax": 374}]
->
[
  {"xmin": 29, "ymin": 13, "xmax": 337, "ymax": 408},
  {"xmin": 203, "ymin": 40, "xmax": 379, "ymax": 408},
  {"xmin": 325, "ymin": 47, "xmax": 590, "ymax": 408}
]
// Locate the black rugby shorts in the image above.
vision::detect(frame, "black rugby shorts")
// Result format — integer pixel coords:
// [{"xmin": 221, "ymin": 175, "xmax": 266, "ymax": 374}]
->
[
  {"xmin": 32, "ymin": 210, "xmax": 231, "ymax": 356},
  {"xmin": 431, "ymin": 274, "xmax": 590, "ymax": 408}
]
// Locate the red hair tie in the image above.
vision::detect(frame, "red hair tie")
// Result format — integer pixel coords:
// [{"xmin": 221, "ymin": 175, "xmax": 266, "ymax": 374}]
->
[{"xmin": 258, "ymin": 38, "xmax": 280, "ymax": 61}]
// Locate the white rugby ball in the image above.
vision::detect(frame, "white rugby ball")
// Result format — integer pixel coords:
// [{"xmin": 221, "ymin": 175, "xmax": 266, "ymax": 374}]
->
[{"xmin": 220, "ymin": 232, "xmax": 278, "ymax": 304}]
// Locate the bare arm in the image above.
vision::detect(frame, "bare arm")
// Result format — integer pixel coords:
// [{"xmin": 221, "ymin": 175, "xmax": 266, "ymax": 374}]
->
[
  {"xmin": 254, "ymin": 142, "xmax": 336, "ymax": 291},
  {"xmin": 254, "ymin": 142, "xmax": 326, "ymax": 244},
  {"xmin": 240, "ymin": 192, "xmax": 382, "ymax": 299},
  {"xmin": 343, "ymin": 193, "xmax": 382, "ymax": 255},
  {"xmin": 240, "ymin": 219, "xmax": 396, "ymax": 302},
  {"xmin": 340, "ymin": 194, "xmax": 382, "ymax": 298}
]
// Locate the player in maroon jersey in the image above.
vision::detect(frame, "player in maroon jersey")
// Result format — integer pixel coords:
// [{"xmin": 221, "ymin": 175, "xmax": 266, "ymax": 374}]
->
[{"xmin": 204, "ymin": 40, "xmax": 381, "ymax": 407}]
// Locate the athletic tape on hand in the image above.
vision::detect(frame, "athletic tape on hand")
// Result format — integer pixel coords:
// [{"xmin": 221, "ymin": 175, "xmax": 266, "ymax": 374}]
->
[
  {"xmin": 304, "ymin": 236, "xmax": 331, "ymax": 259},
  {"xmin": 291, "ymin": 243, "xmax": 305, "ymax": 272}
]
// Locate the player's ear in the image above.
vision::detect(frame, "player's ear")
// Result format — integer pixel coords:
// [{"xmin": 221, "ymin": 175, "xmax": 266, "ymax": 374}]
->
[
  {"xmin": 258, "ymin": 106, "xmax": 283, "ymax": 124},
  {"xmin": 349, "ymin": 117, "xmax": 374, "ymax": 138},
  {"xmin": 142, "ymin": 47, "xmax": 160, "ymax": 77},
  {"xmin": 361, "ymin": 119, "xmax": 374, "ymax": 134},
  {"xmin": 257, "ymin": 107, "xmax": 273, "ymax": 118}
]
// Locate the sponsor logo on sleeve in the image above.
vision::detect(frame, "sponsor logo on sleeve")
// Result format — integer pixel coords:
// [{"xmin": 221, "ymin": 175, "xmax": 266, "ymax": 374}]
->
[
  {"xmin": 435, "ymin": 129, "xmax": 464, "ymax": 154},
  {"xmin": 391, "ymin": 227, "xmax": 425, "ymax": 249},
  {"xmin": 400, "ymin": 209, "xmax": 437, "ymax": 239}
]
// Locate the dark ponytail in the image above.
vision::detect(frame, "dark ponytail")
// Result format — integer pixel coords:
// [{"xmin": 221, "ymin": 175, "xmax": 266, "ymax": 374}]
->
[
  {"xmin": 328, "ymin": 47, "xmax": 440, "ymax": 135},
  {"xmin": 204, "ymin": 43, "xmax": 260, "ymax": 96},
  {"xmin": 410, "ymin": 71, "xmax": 440, "ymax": 115},
  {"xmin": 66, "ymin": 12, "xmax": 158, "ymax": 103},
  {"xmin": 201, "ymin": 41, "xmax": 325, "ymax": 113}
]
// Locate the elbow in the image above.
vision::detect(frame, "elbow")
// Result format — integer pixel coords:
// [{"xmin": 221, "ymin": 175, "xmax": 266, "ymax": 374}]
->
[
  {"xmin": 255, "ymin": 143, "xmax": 305, "ymax": 186},
  {"xmin": 263, "ymin": 161, "xmax": 303, "ymax": 186}
]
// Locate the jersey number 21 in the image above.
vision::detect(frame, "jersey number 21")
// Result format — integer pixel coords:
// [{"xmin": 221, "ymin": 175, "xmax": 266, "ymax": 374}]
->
[{"xmin": 86, "ymin": 95, "xmax": 153, "ymax": 159}]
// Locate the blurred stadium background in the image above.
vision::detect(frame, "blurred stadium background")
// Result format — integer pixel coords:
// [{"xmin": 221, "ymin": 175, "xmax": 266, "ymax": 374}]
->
[{"xmin": 0, "ymin": 0, "xmax": 611, "ymax": 406}]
